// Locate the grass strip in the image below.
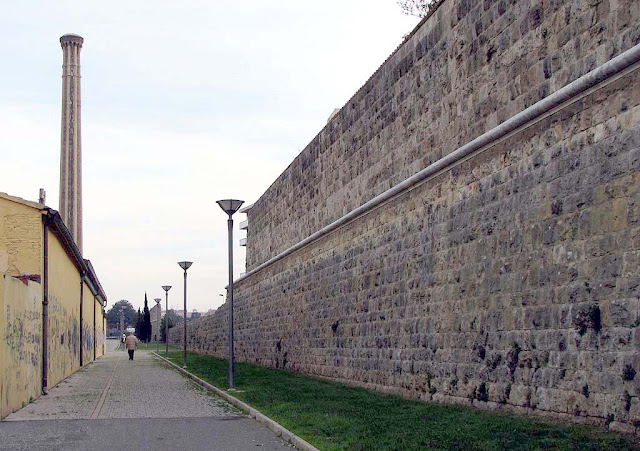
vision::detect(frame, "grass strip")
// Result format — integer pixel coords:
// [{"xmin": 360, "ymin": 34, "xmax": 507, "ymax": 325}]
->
[{"xmin": 163, "ymin": 348, "xmax": 639, "ymax": 451}]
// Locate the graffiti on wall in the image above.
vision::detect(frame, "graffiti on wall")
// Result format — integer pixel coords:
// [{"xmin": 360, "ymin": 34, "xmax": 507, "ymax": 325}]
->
[
  {"xmin": 82, "ymin": 320, "xmax": 93, "ymax": 363},
  {"xmin": 1, "ymin": 277, "xmax": 42, "ymax": 417},
  {"xmin": 47, "ymin": 295, "xmax": 79, "ymax": 387},
  {"xmin": 94, "ymin": 300, "xmax": 105, "ymax": 359}
]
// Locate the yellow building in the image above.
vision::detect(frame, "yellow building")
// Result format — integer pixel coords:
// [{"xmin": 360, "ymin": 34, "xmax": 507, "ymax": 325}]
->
[{"xmin": 0, "ymin": 192, "xmax": 107, "ymax": 419}]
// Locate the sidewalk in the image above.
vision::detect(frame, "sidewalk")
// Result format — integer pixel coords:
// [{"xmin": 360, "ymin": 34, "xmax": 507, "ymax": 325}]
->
[{"xmin": 0, "ymin": 340, "xmax": 293, "ymax": 450}]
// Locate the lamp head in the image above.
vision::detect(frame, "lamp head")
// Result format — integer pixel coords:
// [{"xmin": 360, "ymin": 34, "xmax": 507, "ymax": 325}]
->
[
  {"xmin": 154, "ymin": 298, "xmax": 161, "ymax": 304},
  {"xmin": 178, "ymin": 261, "xmax": 193, "ymax": 271},
  {"xmin": 162, "ymin": 285, "xmax": 172, "ymax": 292},
  {"xmin": 216, "ymin": 199, "xmax": 244, "ymax": 216}
]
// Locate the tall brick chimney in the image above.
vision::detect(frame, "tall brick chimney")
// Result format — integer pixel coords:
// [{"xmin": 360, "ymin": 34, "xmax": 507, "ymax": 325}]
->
[{"xmin": 59, "ymin": 33, "xmax": 83, "ymax": 253}]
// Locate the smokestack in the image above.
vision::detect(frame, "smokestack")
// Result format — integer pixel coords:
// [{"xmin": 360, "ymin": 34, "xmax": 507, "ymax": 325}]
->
[
  {"xmin": 39, "ymin": 188, "xmax": 46, "ymax": 205},
  {"xmin": 59, "ymin": 33, "xmax": 83, "ymax": 253}
]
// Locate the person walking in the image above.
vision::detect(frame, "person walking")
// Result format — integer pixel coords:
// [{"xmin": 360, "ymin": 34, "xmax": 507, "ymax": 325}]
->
[{"xmin": 125, "ymin": 333, "xmax": 138, "ymax": 360}]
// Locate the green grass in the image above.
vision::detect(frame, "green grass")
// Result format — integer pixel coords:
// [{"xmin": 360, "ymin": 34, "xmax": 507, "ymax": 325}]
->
[
  {"xmin": 161, "ymin": 348, "xmax": 639, "ymax": 451},
  {"xmin": 136, "ymin": 341, "xmax": 163, "ymax": 351}
]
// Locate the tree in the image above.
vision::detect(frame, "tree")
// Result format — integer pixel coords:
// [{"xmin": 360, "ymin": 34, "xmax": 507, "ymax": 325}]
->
[
  {"xmin": 396, "ymin": 0, "xmax": 442, "ymax": 18},
  {"xmin": 106, "ymin": 300, "xmax": 136, "ymax": 329},
  {"xmin": 161, "ymin": 309, "xmax": 184, "ymax": 342},
  {"xmin": 189, "ymin": 311, "xmax": 201, "ymax": 321},
  {"xmin": 135, "ymin": 307, "xmax": 142, "ymax": 339},
  {"xmin": 160, "ymin": 315, "xmax": 175, "ymax": 342},
  {"xmin": 165, "ymin": 309, "xmax": 182, "ymax": 324},
  {"xmin": 143, "ymin": 293, "xmax": 152, "ymax": 343}
]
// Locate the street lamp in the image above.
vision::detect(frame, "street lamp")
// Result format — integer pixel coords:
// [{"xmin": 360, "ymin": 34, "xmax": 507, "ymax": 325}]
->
[
  {"xmin": 154, "ymin": 298, "xmax": 161, "ymax": 353},
  {"xmin": 162, "ymin": 285, "xmax": 171, "ymax": 358},
  {"xmin": 216, "ymin": 198, "xmax": 244, "ymax": 390},
  {"xmin": 119, "ymin": 307, "xmax": 125, "ymax": 350},
  {"xmin": 177, "ymin": 261, "xmax": 193, "ymax": 368}
]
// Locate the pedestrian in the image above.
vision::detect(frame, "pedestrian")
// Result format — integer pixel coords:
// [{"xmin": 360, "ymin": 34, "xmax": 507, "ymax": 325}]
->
[
  {"xmin": 125, "ymin": 333, "xmax": 138, "ymax": 360},
  {"xmin": 121, "ymin": 333, "xmax": 125, "ymax": 343}
]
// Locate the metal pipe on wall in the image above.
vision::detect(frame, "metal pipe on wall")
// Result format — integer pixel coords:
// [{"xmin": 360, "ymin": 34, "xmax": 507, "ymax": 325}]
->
[
  {"xmin": 42, "ymin": 218, "xmax": 49, "ymax": 394},
  {"xmin": 234, "ymin": 43, "xmax": 640, "ymax": 286},
  {"xmin": 93, "ymin": 295, "xmax": 96, "ymax": 361},
  {"xmin": 79, "ymin": 273, "xmax": 84, "ymax": 367}
]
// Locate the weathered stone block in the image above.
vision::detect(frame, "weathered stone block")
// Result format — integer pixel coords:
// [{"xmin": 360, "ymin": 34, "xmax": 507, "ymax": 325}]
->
[{"xmin": 170, "ymin": 0, "xmax": 640, "ymax": 429}]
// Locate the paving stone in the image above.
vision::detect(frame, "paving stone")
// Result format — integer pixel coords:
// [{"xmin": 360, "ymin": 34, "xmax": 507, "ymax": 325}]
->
[{"xmin": 5, "ymin": 340, "xmax": 237, "ymax": 421}]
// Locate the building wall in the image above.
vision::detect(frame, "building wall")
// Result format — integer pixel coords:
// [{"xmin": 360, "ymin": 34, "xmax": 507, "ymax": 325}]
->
[
  {"xmin": 0, "ymin": 270, "xmax": 4, "ymax": 419},
  {"xmin": 0, "ymin": 277, "xmax": 42, "ymax": 420},
  {"xmin": 172, "ymin": 0, "xmax": 640, "ymax": 430},
  {"xmin": 0, "ymin": 197, "xmax": 43, "ymax": 277},
  {"xmin": 81, "ymin": 281, "xmax": 94, "ymax": 365},
  {"xmin": 46, "ymin": 228, "xmax": 81, "ymax": 388},
  {"xmin": 0, "ymin": 197, "xmax": 44, "ymax": 419},
  {"xmin": 0, "ymin": 196, "xmax": 108, "ymax": 419},
  {"xmin": 150, "ymin": 303, "xmax": 162, "ymax": 341},
  {"xmin": 246, "ymin": 0, "xmax": 640, "ymax": 271},
  {"xmin": 94, "ymin": 297, "xmax": 105, "ymax": 359}
]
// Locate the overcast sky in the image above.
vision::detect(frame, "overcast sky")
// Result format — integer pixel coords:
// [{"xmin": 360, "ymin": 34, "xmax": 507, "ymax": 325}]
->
[{"xmin": 1, "ymin": 1, "xmax": 420, "ymax": 314}]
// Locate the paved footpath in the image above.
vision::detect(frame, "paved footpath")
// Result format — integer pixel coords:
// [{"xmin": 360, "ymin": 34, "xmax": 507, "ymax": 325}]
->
[{"xmin": 0, "ymin": 340, "xmax": 293, "ymax": 451}]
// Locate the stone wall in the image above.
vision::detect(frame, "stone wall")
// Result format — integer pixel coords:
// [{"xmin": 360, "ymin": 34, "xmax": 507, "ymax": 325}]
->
[
  {"xmin": 246, "ymin": 0, "xmax": 640, "ymax": 270},
  {"xmin": 172, "ymin": 0, "xmax": 640, "ymax": 430}
]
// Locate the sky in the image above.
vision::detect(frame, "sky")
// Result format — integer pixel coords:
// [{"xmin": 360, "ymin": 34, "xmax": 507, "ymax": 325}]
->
[{"xmin": 1, "ymin": 1, "xmax": 420, "ymax": 314}]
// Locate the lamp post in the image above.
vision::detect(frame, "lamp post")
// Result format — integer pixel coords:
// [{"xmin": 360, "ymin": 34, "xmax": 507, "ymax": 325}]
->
[
  {"xmin": 162, "ymin": 285, "xmax": 171, "ymax": 358},
  {"xmin": 177, "ymin": 261, "xmax": 192, "ymax": 368},
  {"xmin": 119, "ymin": 308, "xmax": 125, "ymax": 349},
  {"xmin": 154, "ymin": 298, "xmax": 161, "ymax": 353},
  {"xmin": 216, "ymin": 199, "xmax": 244, "ymax": 390}
]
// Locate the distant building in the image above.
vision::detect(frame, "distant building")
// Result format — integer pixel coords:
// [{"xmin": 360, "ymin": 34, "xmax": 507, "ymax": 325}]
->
[
  {"xmin": 172, "ymin": 309, "xmax": 198, "ymax": 320},
  {"xmin": 149, "ymin": 302, "xmax": 162, "ymax": 341}
]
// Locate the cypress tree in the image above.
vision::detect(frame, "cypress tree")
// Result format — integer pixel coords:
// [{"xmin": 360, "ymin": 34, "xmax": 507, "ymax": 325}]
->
[{"xmin": 143, "ymin": 293, "xmax": 152, "ymax": 343}]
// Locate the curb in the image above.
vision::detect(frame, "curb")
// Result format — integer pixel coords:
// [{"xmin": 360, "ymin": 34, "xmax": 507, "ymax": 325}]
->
[{"xmin": 152, "ymin": 352, "xmax": 320, "ymax": 451}]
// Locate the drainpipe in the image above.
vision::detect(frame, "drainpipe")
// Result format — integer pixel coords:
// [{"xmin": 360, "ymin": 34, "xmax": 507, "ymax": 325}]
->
[
  {"xmin": 42, "ymin": 217, "xmax": 49, "ymax": 394},
  {"xmin": 79, "ymin": 272, "xmax": 85, "ymax": 367},
  {"xmin": 93, "ymin": 295, "xmax": 96, "ymax": 361}
]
